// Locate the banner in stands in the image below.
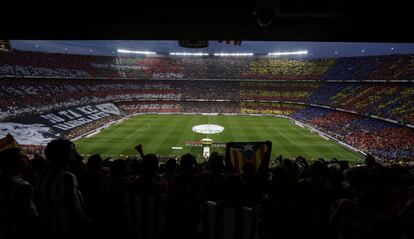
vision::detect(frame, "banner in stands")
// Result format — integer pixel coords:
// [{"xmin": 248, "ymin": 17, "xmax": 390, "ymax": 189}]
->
[{"xmin": 0, "ymin": 103, "xmax": 124, "ymax": 145}]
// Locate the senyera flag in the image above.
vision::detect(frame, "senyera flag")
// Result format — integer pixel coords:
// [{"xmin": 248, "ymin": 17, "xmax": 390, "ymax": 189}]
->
[
  {"xmin": 225, "ymin": 141, "xmax": 272, "ymax": 174},
  {"xmin": 0, "ymin": 133, "xmax": 21, "ymax": 152}
]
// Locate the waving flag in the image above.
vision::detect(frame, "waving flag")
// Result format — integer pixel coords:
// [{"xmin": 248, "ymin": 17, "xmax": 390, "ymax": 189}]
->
[
  {"xmin": 0, "ymin": 134, "xmax": 21, "ymax": 152},
  {"xmin": 225, "ymin": 141, "xmax": 272, "ymax": 174}
]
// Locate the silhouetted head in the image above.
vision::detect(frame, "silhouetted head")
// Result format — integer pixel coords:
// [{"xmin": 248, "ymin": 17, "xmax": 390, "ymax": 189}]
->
[
  {"xmin": 208, "ymin": 152, "xmax": 224, "ymax": 172},
  {"xmin": 0, "ymin": 147, "xmax": 28, "ymax": 176},
  {"xmin": 87, "ymin": 154, "xmax": 103, "ymax": 171},
  {"xmin": 142, "ymin": 153, "xmax": 159, "ymax": 176},
  {"xmin": 45, "ymin": 139, "xmax": 77, "ymax": 166},
  {"xmin": 180, "ymin": 153, "xmax": 196, "ymax": 172},
  {"xmin": 110, "ymin": 159, "xmax": 128, "ymax": 176},
  {"xmin": 165, "ymin": 158, "xmax": 177, "ymax": 174},
  {"xmin": 310, "ymin": 160, "xmax": 329, "ymax": 180}
]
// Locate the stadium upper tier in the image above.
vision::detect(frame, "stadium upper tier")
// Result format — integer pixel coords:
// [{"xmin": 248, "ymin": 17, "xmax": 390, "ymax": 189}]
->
[
  {"xmin": 1, "ymin": 78, "xmax": 413, "ymax": 126},
  {"xmin": 1, "ymin": 50, "xmax": 413, "ymax": 81}
]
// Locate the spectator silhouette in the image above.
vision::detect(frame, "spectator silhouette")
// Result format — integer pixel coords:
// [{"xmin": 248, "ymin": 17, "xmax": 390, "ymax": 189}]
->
[
  {"xmin": 78, "ymin": 154, "xmax": 105, "ymax": 221},
  {"xmin": 34, "ymin": 139, "xmax": 92, "ymax": 239},
  {"xmin": 101, "ymin": 159, "xmax": 131, "ymax": 239},
  {"xmin": 168, "ymin": 153, "xmax": 202, "ymax": 239},
  {"xmin": 200, "ymin": 174, "xmax": 257, "ymax": 239},
  {"xmin": 129, "ymin": 153, "xmax": 167, "ymax": 239},
  {"xmin": 202, "ymin": 152, "xmax": 226, "ymax": 202},
  {"xmin": 0, "ymin": 148, "xmax": 39, "ymax": 239}
]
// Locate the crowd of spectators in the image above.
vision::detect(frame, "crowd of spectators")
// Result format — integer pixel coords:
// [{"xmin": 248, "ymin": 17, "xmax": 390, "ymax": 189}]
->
[
  {"xmin": 292, "ymin": 107, "xmax": 414, "ymax": 161},
  {"xmin": 64, "ymin": 115, "xmax": 124, "ymax": 139},
  {"xmin": 307, "ymin": 83, "xmax": 350, "ymax": 105},
  {"xmin": 240, "ymin": 102, "xmax": 305, "ymax": 115},
  {"xmin": 180, "ymin": 81, "xmax": 240, "ymax": 100},
  {"xmin": 303, "ymin": 82, "xmax": 414, "ymax": 125},
  {"xmin": 0, "ymin": 65, "xmax": 90, "ymax": 77},
  {"xmin": 182, "ymin": 101, "xmax": 240, "ymax": 113},
  {"xmin": 2, "ymin": 50, "xmax": 414, "ymax": 81},
  {"xmin": 1, "ymin": 139, "xmax": 414, "ymax": 239},
  {"xmin": 119, "ymin": 101, "xmax": 182, "ymax": 114},
  {"xmin": 0, "ymin": 50, "xmax": 119, "ymax": 78},
  {"xmin": 0, "ymin": 78, "xmax": 181, "ymax": 120},
  {"xmin": 321, "ymin": 56, "xmax": 388, "ymax": 81},
  {"xmin": 240, "ymin": 81, "xmax": 319, "ymax": 101},
  {"xmin": 369, "ymin": 54, "xmax": 414, "ymax": 81},
  {"xmin": 1, "ymin": 50, "xmax": 414, "ymax": 163},
  {"xmin": 242, "ymin": 58, "xmax": 335, "ymax": 80},
  {"xmin": 119, "ymin": 101, "xmax": 243, "ymax": 114}
]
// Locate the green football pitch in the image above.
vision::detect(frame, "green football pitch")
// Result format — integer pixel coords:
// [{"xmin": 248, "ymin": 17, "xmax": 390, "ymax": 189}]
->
[{"xmin": 75, "ymin": 115, "xmax": 364, "ymax": 163}]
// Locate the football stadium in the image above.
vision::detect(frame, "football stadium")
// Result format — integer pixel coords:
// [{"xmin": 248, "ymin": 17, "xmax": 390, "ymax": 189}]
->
[
  {"xmin": 1, "ymin": 40, "xmax": 414, "ymax": 238},
  {"xmin": 1, "ymin": 48, "xmax": 413, "ymax": 163},
  {"xmin": 1, "ymin": 2, "xmax": 414, "ymax": 237}
]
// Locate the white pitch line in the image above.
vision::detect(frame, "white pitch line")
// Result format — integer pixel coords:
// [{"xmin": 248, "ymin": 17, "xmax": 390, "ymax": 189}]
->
[{"xmin": 263, "ymin": 118, "xmax": 297, "ymax": 145}]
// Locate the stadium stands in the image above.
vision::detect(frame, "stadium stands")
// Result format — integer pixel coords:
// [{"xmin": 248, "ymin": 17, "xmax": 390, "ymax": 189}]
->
[
  {"xmin": 1, "ymin": 49, "xmax": 414, "ymax": 239},
  {"xmin": 2, "ymin": 50, "xmax": 414, "ymax": 81},
  {"xmin": 292, "ymin": 107, "xmax": 414, "ymax": 161},
  {"xmin": 0, "ymin": 50, "xmax": 414, "ymax": 162}
]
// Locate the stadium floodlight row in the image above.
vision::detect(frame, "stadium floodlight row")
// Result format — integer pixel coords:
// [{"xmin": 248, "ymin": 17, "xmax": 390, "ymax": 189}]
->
[
  {"xmin": 267, "ymin": 50, "xmax": 308, "ymax": 56},
  {"xmin": 170, "ymin": 52, "xmax": 209, "ymax": 56},
  {"xmin": 213, "ymin": 53, "xmax": 254, "ymax": 56},
  {"xmin": 117, "ymin": 49, "xmax": 157, "ymax": 55},
  {"xmin": 118, "ymin": 49, "xmax": 309, "ymax": 57}
]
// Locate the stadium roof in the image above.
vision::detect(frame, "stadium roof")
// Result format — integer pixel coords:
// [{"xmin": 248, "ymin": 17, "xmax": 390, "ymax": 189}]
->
[
  {"xmin": 10, "ymin": 40, "xmax": 414, "ymax": 58},
  {"xmin": 1, "ymin": 0, "xmax": 412, "ymax": 42}
]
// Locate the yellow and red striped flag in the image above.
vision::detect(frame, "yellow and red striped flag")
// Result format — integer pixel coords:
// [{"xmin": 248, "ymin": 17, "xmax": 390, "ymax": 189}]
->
[
  {"xmin": 0, "ymin": 134, "xmax": 21, "ymax": 152},
  {"xmin": 225, "ymin": 141, "xmax": 272, "ymax": 174}
]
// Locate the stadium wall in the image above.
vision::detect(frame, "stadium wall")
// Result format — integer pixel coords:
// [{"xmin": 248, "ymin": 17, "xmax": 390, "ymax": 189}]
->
[{"xmin": 71, "ymin": 116, "xmax": 130, "ymax": 141}]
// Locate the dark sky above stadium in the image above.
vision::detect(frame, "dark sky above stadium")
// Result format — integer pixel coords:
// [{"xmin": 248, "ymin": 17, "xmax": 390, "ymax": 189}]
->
[{"xmin": 10, "ymin": 40, "xmax": 414, "ymax": 58}]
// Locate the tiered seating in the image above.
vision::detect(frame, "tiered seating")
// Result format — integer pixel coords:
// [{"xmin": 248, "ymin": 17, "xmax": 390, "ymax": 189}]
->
[
  {"xmin": 182, "ymin": 101, "xmax": 240, "ymax": 113},
  {"xmin": 321, "ymin": 56, "xmax": 387, "ymax": 81},
  {"xmin": 0, "ymin": 78, "xmax": 180, "ymax": 120},
  {"xmin": 240, "ymin": 81, "xmax": 319, "ymax": 101},
  {"xmin": 242, "ymin": 58, "xmax": 335, "ymax": 80},
  {"xmin": 324, "ymin": 83, "xmax": 414, "ymax": 124},
  {"xmin": 369, "ymin": 54, "xmax": 414, "ymax": 81},
  {"xmin": 1, "ymin": 50, "xmax": 414, "ymax": 161},
  {"xmin": 240, "ymin": 102, "xmax": 305, "ymax": 115},
  {"xmin": 292, "ymin": 107, "xmax": 414, "ymax": 161},
  {"xmin": 119, "ymin": 101, "xmax": 182, "ymax": 113}
]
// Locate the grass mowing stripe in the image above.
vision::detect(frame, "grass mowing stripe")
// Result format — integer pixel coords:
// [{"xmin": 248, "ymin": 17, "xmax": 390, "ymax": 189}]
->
[
  {"xmin": 283, "ymin": 118, "xmax": 363, "ymax": 161},
  {"xmin": 75, "ymin": 115, "xmax": 363, "ymax": 162},
  {"xmin": 109, "ymin": 116, "xmax": 159, "ymax": 155},
  {"xmin": 153, "ymin": 115, "xmax": 191, "ymax": 155},
  {"xmin": 261, "ymin": 117, "xmax": 311, "ymax": 159}
]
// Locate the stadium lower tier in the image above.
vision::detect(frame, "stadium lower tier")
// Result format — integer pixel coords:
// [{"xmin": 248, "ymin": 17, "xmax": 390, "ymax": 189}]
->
[
  {"xmin": 1, "ymin": 99, "xmax": 413, "ymax": 162},
  {"xmin": 2, "ymin": 78, "xmax": 414, "ymax": 125}
]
